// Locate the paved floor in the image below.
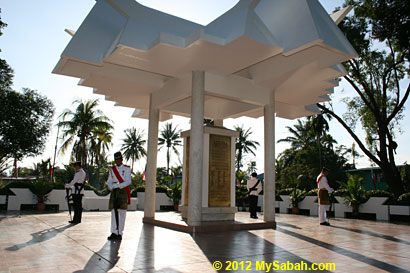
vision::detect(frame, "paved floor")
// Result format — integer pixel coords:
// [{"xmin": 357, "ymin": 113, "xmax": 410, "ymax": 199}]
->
[{"xmin": 0, "ymin": 211, "xmax": 409, "ymax": 272}]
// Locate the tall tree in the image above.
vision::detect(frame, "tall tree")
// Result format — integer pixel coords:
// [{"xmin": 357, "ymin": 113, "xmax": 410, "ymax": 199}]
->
[
  {"xmin": 277, "ymin": 120, "xmax": 312, "ymax": 150},
  {"xmin": 0, "ymin": 88, "xmax": 54, "ymax": 177},
  {"xmin": 317, "ymin": 1, "xmax": 410, "ymax": 196},
  {"xmin": 89, "ymin": 128, "xmax": 113, "ymax": 166},
  {"xmin": 234, "ymin": 125, "xmax": 260, "ymax": 173},
  {"xmin": 158, "ymin": 123, "xmax": 182, "ymax": 175},
  {"xmin": 120, "ymin": 127, "xmax": 146, "ymax": 172},
  {"xmin": 276, "ymin": 119, "xmax": 348, "ymax": 191},
  {"xmin": 0, "ymin": 9, "xmax": 13, "ymax": 90},
  {"xmin": 58, "ymin": 99, "xmax": 113, "ymax": 168},
  {"xmin": 307, "ymin": 114, "xmax": 332, "ymax": 169},
  {"xmin": 0, "ymin": 9, "xmax": 14, "ymax": 174}
]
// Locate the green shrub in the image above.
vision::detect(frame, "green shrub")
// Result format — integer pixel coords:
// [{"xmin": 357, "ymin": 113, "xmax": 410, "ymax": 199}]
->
[
  {"xmin": 4, "ymin": 180, "xmax": 32, "ymax": 189},
  {"xmin": 365, "ymin": 190, "xmax": 394, "ymax": 199},
  {"xmin": 278, "ymin": 188, "xmax": 293, "ymax": 195},
  {"xmin": 156, "ymin": 185, "xmax": 168, "ymax": 193},
  {"xmin": 307, "ymin": 188, "xmax": 318, "ymax": 196},
  {"xmin": 134, "ymin": 186, "xmax": 169, "ymax": 193},
  {"xmin": 334, "ymin": 188, "xmax": 348, "ymax": 196},
  {"xmin": 130, "ymin": 189, "xmax": 138, "ymax": 197},
  {"xmin": 397, "ymin": 192, "xmax": 410, "ymax": 205},
  {"xmin": 136, "ymin": 186, "xmax": 145, "ymax": 192}
]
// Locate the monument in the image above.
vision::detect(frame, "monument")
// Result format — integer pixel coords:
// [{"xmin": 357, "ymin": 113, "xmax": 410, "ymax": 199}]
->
[
  {"xmin": 53, "ymin": 0, "xmax": 357, "ymax": 231},
  {"xmin": 180, "ymin": 126, "xmax": 239, "ymax": 221}
]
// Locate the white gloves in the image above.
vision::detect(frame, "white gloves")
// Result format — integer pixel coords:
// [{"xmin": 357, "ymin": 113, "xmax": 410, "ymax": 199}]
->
[
  {"xmin": 330, "ymin": 188, "xmax": 335, "ymax": 193},
  {"xmin": 65, "ymin": 184, "xmax": 70, "ymax": 189}
]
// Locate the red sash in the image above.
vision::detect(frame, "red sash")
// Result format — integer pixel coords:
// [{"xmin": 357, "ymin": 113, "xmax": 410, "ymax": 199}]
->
[
  {"xmin": 317, "ymin": 174, "xmax": 323, "ymax": 187},
  {"xmin": 112, "ymin": 166, "xmax": 131, "ymax": 204}
]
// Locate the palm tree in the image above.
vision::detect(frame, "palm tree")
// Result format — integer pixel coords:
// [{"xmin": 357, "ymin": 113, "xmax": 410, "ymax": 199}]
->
[
  {"xmin": 120, "ymin": 127, "xmax": 147, "ymax": 172},
  {"xmin": 57, "ymin": 99, "xmax": 113, "ymax": 167},
  {"xmin": 234, "ymin": 125, "xmax": 260, "ymax": 173},
  {"xmin": 307, "ymin": 114, "xmax": 332, "ymax": 169},
  {"xmin": 277, "ymin": 120, "xmax": 312, "ymax": 150},
  {"xmin": 89, "ymin": 128, "xmax": 113, "ymax": 166},
  {"xmin": 158, "ymin": 123, "xmax": 182, "ymax": 175}
]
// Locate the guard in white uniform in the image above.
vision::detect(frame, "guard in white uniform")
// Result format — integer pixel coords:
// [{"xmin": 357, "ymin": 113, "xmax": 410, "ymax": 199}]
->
[
  {"xmin": 65, "ymin": 161, "xmax": 86, "ymax": 224},
  {"xmin": 247, "ymin": 172, "xmax": 262, "ymax": 219},
  {"xmin": 107, "ymin": 152, "xmax": 131, "ymax": 240},
  {"xmin": 317, "ymin": 167, "xmax": 334, "ymax": 225}
]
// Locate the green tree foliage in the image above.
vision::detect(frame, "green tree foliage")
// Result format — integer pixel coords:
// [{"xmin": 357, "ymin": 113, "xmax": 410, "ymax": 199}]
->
[
  {"xmin": 317, "ymin": 1, "xmax": 410, "ymax": 197},
  {"xmin": 0, "ymin": 9, "xmax": 13, "ymax": 90},
  {"xmin": 203, "ymin": 119, "xmax": 214, "ymax": 126},
  {"xmin": 58, "ymin": 99, "xmax": 113, "ymax": 168},
  {"xmin": 158, "ymin": 123, "xmax": 182, "ymax": 175},
  {"xmin": 276, "ymin": 118, "xmax": 348, "ymax": 191},
  {"xmin": 17, "ymin": 158, "xmax": 51, "ymax": 177},
  {"xmin": 0, "ymin": 88, "xmax": 54, "ymax": 174},
  {"xmin": 88, "ymin": 127, "xmax": 112, "ymax": 167},
  {"xmin": 234, "ymin": 125, "xmax": 260, "ymax": 173},
  {"xmin": 350, "ymin": 0, "xmax": 410, "ymax": 58},
  {"xmin": 130, "ymin": 171, "xmax": 144, "ymax": 190},
  {"xmin": 120, "ymin": 127, "xmax": 146, "ymax": 173},
  {"xmin": 307, "ymin": 114, "xmax": 332, "ymax": 169}
]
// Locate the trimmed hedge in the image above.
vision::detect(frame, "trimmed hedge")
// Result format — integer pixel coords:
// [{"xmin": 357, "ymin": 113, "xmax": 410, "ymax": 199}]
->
[
  {"xmin": 398, "ymin": 192, "xmax": 410, "ymax": 205},
  {"xmin": 277, "ymin": 188, "xmax": 293, "ymax": 195},
  {"xmin": 307, "ymin": 188, "xmax": 318, "ymax": 196},
  {"xmin": 134, "ymin": 186, "xmax": 169, "ymax": 193},
  {"xmin": 365, "ymin": 190, "xmax": 394, "ymax": 198}
]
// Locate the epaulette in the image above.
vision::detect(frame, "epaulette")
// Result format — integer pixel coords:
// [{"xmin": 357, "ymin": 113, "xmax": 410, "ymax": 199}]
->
[{"xmin": 124, "ymin": 165, "xmax": 130, "ymax": 168}]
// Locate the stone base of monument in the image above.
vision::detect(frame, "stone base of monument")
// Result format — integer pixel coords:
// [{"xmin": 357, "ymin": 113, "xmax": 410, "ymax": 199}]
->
[
  {"xmin": 180, "ymin": 206, "xmax": 236, "ymax": 221},
  {"xmin": 142, "ymin": 211, "xmax": 276, "ymax": 234}
]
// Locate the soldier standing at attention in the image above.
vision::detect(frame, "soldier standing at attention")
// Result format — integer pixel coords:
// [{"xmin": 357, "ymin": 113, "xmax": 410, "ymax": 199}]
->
[
  {"xmin": 107, "ymin": 152, "xmax": 131, "ymax": 240},
  {"xmin": 317, "ymin": 167, "xmax": 334, "ymax": 226},
  {"xmin": 247, "ymin": 172, "xmax": 262, "ymax": 219},
  {"xmin": 65, "ymin": 161, "xmax": 86, "ymax": 224}
]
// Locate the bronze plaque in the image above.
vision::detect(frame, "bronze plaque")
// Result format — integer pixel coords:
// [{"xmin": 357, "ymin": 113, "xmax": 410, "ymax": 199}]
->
[
  {"xmin": 184, "ymin": 137, "xmax": 190, "ymax": 206},
  {"xmin": 208, "ymin": 135, "xmax": 231, "ymax": 207}
]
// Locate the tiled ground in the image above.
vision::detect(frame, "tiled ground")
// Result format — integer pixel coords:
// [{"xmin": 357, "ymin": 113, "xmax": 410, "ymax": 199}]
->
[{"xmin": 0, "ymin": 211, "xmax": 409, "ymax": 272}]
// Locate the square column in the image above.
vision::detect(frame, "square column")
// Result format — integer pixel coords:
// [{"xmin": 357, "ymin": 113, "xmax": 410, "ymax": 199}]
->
[
  {"xmin": 187, "ymin": 71, "xmax": 205, "ymax": 226},
  {"xmin": 144, "ymin": 94, "xmax": 159, "ymax": 219},
  {"xmin": 264, "ymin": 90, "xmax": 276, "ymax": 222}
]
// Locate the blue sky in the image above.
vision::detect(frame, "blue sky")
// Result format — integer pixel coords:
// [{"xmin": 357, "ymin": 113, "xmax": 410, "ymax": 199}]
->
[{"xmin": 1, "ymin": 0, "xmax": 409, "ymax": 173}]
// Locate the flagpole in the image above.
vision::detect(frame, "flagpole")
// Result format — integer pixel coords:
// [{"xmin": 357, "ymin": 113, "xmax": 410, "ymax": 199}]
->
[{"xmin": 50, "ymin": 125, "xmax": 60, "ymax": 183}]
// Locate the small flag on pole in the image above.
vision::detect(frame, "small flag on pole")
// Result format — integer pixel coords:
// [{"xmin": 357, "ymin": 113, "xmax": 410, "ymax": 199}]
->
[{"xmin": 142, "ymin": 164, "xmax": 147, "ymax": 181}]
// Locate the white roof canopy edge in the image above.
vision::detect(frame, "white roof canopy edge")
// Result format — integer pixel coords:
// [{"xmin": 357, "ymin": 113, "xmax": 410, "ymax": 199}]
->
[{"xmin": 53, "ymin": 0, "xmax": 357, "ymax": 121}]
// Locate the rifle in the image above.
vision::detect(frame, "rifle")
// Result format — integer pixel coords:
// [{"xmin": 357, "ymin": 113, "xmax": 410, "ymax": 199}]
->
[
  {"xmin": 65, "ymin": 188, "xmax": 72, "ymax": 221},
  {"xmin": 327, "ymin": 192, "xmax": 335, "ymax": 225}
]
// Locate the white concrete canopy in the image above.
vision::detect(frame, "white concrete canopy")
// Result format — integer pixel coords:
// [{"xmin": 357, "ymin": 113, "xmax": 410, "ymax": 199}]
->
[
  {"xmin": 54, "ymin": 0, "xmax": 357, "ymax": 227},
  {"xmin": 53, "ymin": 0, "xmax": 357, "ymax": 121}
]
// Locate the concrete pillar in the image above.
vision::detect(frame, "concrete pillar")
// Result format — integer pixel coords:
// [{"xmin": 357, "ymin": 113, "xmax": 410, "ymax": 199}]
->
[
  {"xmin": 187, "ymin": 71, "xmax": 204, "ymax": 226},
  {"xmin": 264, "ymin": 90, "xmax": 276, "ymax": 222},
  {"xmin": 144, "ymin": 94, "xmax": 159, "ymax": 219}
]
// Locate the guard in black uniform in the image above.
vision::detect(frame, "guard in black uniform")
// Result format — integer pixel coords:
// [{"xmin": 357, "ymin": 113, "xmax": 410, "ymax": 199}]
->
[{"xmin": 65, "ymin": 161, "xmax": 86, "ymax": 224}]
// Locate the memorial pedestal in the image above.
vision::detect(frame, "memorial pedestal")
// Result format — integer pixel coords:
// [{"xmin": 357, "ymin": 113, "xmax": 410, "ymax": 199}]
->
[{"xmin": 181, "ymin": 126, "xmax": 239, "ymax": 222}]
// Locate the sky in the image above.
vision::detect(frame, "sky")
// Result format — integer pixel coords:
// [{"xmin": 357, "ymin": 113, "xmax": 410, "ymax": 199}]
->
[{"xmin": 1, "ymin": 0, "xmax": 409, "ymax": 174}]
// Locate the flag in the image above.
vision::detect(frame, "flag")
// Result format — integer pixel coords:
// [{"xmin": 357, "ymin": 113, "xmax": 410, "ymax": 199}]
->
[{"xmin": 142, "ymin": 164, "xmax": 147, "ymax": 181}]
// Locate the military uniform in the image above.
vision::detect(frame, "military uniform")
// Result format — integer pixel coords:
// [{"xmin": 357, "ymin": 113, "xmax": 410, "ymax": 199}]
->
[
  {"xmin": 317, "ymin": 172, "xmax": 334, "ymax": 224},
  {"xmin": 107, "ymin": 163, "xmax": 131, "ymax": 238},
  {"xmin": 247, "ymin": 176, "xmax": 262, "ymax": 219},
  {"xmin": 66, "ymin": 167, "xmax": 86, "ymax": 224}
]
